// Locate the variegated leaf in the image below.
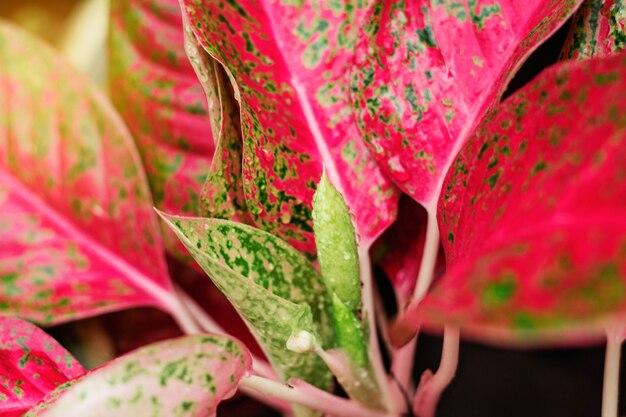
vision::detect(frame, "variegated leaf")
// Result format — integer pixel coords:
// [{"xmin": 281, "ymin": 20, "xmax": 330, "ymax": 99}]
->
[
  {"xmin": 159, "ymin": 212, "xmax": 334, "ymax": 394},
  {"xmin": 25, "ymin": 334, "xmax": 251, "ymax": 417},
  {"xmin": 560, "ymin": 0, "xmax": 626, "ymax": 61},
  {"xmin": 109, "ymin": 0, "xmax": 215, "ymax": 258},
  {"xmin": 0, "ymin": 317, "xmax": 85, "ymax": 417},
  {"xmin": 180, "ymin": 0, "xmax": 400, "ymax": 257},
  {"xmin": 351, "ymin": 0, "xmax": 582, "ymax": 210},
  {"xmin": 0, "ymin": 22, "xmax": 180, "ymax": 325},
  {"xmin": 397, "ymin": 51, "xmax": 626, "ymax": 345}
]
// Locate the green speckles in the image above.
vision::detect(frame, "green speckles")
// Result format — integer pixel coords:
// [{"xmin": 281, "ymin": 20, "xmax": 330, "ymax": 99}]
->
[
  {"xmin": 531, "ymin": 161, "xmax": 547, "ymax": 175},
  {"xmin": 594, "ymin": 72, "xmax": 619, "ymax": 85},
  {"xmin": 468, "ymin": 0, "xmax": 501, "ymax": 30},
  {"xmin": 482, "ymin": 274, "xmax": 517, "ymax": 306},
  {"xmin": 416, "ymin": 26, "xmax": 437, "ymax": 47},
  {"xmin": 160, "ymin": 359, "xmax": 193, "ymax": 386},
  {"xmin": 403, "ymin": 84, "xmax": 424, "ymax": 118},
  {"xmin": 447, "ymin": 232, "xmax": 454, "ymax": 243},
  {"xmin": 513, "ymin": 313, "xmax": 536, "ymax": 330},
  {"xmin": 486, "ymin": 168, "xmax": 501, "ymax": 189},
  {"xmin": 303, "ymin": 35, "xmax": 330, "ymax": 68}
]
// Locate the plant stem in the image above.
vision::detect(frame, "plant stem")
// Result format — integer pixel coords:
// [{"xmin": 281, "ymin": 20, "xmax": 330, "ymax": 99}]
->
[
  {"xmin": 602, "ymin": 325, "xmax": 625, "ymax": 417},
  {"xmin": 359, "ymin": 243, "xmax": 397, "ymax": 412},
  {"xmin": 240, "ymin": 375, "xmax": 398, "ymax": 417},
  {"xmin": 391, "ymin": 209, "xmax": 440, "ymax": 401},
  {"xmin": 174, "ymin": 284, "xmax": 278, "ymax": 380},
  {"xmin": 164, "ymin": 293, "xmax": 202, "ymax": 335},
  {"xmin": 413, "ymin": 326, "xmax": 460, "ymax": 417},
  {"xmin": 391, "ymin": 337, "xmax": 417, "ymax": 397},
  {"xmin": 410, "ymin": 209, "xmax": 440, "ymax": 305}
]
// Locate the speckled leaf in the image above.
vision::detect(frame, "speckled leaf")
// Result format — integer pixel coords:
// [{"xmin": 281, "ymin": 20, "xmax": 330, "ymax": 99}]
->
[
  {"xmin": 188, "ymin": 39, "xmax": 252, "ymax": 224},
  {"xmin": 109, "ymin": 0, "xmax": 215, "ymax": 258},
  {"xmin": 0, "ymin": 317, "xmax": 85, "ymax": 417},
  {"xmin": 0, "ymin": 22, "xmax": 178, "ymax": 325},
  {"xmin": 560, "ymin": 0, "xmax": 626, "ymax": 61},
  {"xmin": 312, "ymin": 172, "xmax": 361, "ymax": 313},
  {"xmin": 25, "ymin": 334, "xmax": 251, "ymax": 417},
  {"xmin": 180, "ymin": 0, "xmax": 400, "ymax": 257},
  {"xmin": 351, "ymin": 0, "xmax": 582, "ymax": 209},
  {"xmin": 399, "ymin": 51, "xmax": 626, "ymax": 345},
  {"xmin": 159, "ymin": 213, "xmax": 333, "ymax": 394}
]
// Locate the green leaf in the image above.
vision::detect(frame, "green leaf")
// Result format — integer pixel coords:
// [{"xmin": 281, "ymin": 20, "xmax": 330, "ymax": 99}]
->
[
  {"xmin": 332, "ymin": 293, "xmax": 368, "ymax": 369},
  {"xmin": 329, "ymin": 294, "xmax": 383, "ymax": 409},
  {"xmin": 312, "ymin": 171, "xmax": 361, "ymax": 313},
  {"xmin": 158, "ymin": 212, "xmax": 334, "ymax": 394}
]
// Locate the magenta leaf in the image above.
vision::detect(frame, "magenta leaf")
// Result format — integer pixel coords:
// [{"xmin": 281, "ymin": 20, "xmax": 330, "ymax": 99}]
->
[
  {"xmin": 399, "ymin": 51, "xmax": 626, "ymax": 345},
  {"xmin": 109, "ymin": 0, "xmax": 215, "ymax": 257},
  {"xmin": 0, "ymin": 317, "xmax": 85, "ymax": 417},
  {"xmin": 181, "ymin": 0, "xmax": 400, "ymax": 256},
  {"xmin": 25, "ymin": 334, "xmax": 252, "ymax": 417},
  {"xmin": 561, "ymin": 0, "xmax": 626, "ymax": 61},
  {"xmin": 0, "ymin": 22, "xmax": 182, "ymax": 325},
  {"xmin": 351, "ymin": 0, "xmax": 582, "ymax": 209}
]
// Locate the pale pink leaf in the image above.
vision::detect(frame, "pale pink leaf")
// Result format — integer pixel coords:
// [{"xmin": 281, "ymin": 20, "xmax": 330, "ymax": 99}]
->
[{"xmin": 25, "ymin": 334, "xmax": 252, "ymax": 417}]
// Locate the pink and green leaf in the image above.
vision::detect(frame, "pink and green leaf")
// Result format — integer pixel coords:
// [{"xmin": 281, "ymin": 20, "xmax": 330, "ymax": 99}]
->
[
  {"xmin": 108, "ymin": 0, "xmax": 215, "ymax": 257},
  {"xmin": 560, "ymin": 0, "xmax": 626, "ymax": 61},
  {"xmin": 0, "ymin": 317, "xmax": 85, "ymax": 417},
  {"xmin": 180, "ymin": 0, "xmax": 400, "ymax": 257},
  {"xmin": 0, "ymin": 22, "xmax": 177, "ymax": 325},
  {"xmin": 398, "ymin": 51, "xmax": 626, "ymax": 345},
  {"xmin": 351, "ymin": 0, "xmax": 583, "ymax": 209},
  {"xmin": 159, "ymin": 212, "xmax": 334, "ymax": 394},
  {"xmin": 25, "ymin": 334, "xmax": 251, "ymax": 417}
]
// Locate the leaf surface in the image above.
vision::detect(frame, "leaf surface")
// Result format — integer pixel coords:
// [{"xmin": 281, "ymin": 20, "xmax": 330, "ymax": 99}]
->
[
  {"xmin": 351, "ymin": 0, "xmax": 582, "ymax": 209},
  {"xmin": 0, "ymin": 22, "xmax": 177, "ymax": 325},
  {"xmin": 180, "ymin": 0, "xmax": 400, "ymax": 256},
  {"xmin": 0, "ymin": 317, "xmax": 85, "ymax": 417},
  {"xmin": 399, "ymin": 51, "xmax": 626, "ymax": 345},
  {"xmin": 25, "ymin": 334, "xmax": 251, "ymax": 417},
  {"xmin": 109, "ymin": 0, "xmax": 215, "ymax": 256},
  {"xmin": 561, "ymin": 0, "xmax": 626, "ymax": 61},
  {"xmin": 160, "ymin": 213, "xmax": 333, "ymax": 392}
]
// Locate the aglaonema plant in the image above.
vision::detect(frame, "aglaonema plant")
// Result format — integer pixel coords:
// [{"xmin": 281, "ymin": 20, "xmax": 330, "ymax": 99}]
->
[{"xmin": 1, "ymin": 0, "xmax": 626, "ymax": 416}]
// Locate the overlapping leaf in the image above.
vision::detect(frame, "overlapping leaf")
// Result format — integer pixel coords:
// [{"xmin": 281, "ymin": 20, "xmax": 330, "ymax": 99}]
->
[
  {"xmin": 0, "ymin": 317, "xmax": 85, "ymax": 417},
  {"xmin": 159, "ymin": 213, "xmax": 333, "ymax": 393},
  {"xmin": 109, "ymin": 0, "xmax": 215, "ymax": 256},
  {"xmin": 351, "ymin": 0, "xmax": 582, "ymax": 209},
  {"xmin": 399, "ymin": 51, "xmax": 626, "ymax": 345},
  {"xmin": 25, "ymin": 334, "xmax": 251, "ymax": 417},
  {"xmin": 181, "ymin": 0, "xmax": 400, "ymax": 256},
  {"xmin": 0, "ymin": 22, "xmax": 178, "ymax": 325},
  {"xmin": 561, "ymin": 0, "xmax": 626, "ymax": 61}
]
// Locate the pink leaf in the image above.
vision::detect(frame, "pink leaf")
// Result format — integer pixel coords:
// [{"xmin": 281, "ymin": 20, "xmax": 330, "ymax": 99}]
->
[
  {"xmin": 0, "ymin": 22, "xmax": 182, "ymax": 325},
  {"xmin": 181, "ymin": 0, "xmax": 400, "ymax": 256},
  {"xmin": 25, "ymin": 334, "xmax": 252, "ymax": 417},
  {"xmin": 560, "ymin": 0, "xmax": 626, "ymax": 61},
  {"xmin": 398, "ymin": 51, "xmax": 626, "ymax": 346},
  {"xmin": 0, "ymin": 317, "xmax": 85, "ymax": 417},
  {"xmin": 351, "ymin": 0, "xmax": 583, "ymax": 210},
  {"xmin": 109, "ymin": 0, "xmax": 215, "ymax": 257}
]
